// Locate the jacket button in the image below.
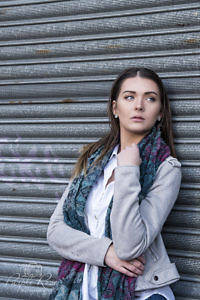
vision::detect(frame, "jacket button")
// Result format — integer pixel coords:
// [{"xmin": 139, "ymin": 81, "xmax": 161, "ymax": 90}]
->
[{"xmin": 154, "ymin": 275, "xmax": 159, "ymax": 281}]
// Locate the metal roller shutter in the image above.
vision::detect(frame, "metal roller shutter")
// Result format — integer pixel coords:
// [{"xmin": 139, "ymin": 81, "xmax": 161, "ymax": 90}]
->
[{"xmin": 0, "ymin": 0, "xmax": 199, "ymax": 299}]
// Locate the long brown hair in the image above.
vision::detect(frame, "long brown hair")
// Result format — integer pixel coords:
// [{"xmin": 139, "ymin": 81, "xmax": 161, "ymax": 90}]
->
[{"xmin": 72, "ymin": 67, "xmax": 177, "ymax": 178}]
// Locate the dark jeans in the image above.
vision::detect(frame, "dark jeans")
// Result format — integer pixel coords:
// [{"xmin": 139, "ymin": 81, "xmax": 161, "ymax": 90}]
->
[{"xmin": 146, "ymin": 295, "xmax": 167, "ymax": 300}]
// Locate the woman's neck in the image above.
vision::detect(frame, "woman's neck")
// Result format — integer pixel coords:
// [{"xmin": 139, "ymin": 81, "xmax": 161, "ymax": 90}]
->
[
  {"xmin": 119, "ymin": 128, "xmax": 151, "ymax": 151},
  {"xmin": 119, "ymin": 134, "xmax": 142, "ymax": 151}
]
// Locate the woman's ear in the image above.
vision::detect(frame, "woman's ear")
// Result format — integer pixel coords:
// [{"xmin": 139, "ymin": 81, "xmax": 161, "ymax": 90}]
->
[{"xmin": 112, "ymin": 100, "xmax": 117, "ymax": 116}]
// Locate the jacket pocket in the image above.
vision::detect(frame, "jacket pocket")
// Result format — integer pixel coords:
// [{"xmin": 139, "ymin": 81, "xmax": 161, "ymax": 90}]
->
[{"xmin": 149, "ymin": 245, "xmax": 159, "ymax": 262}]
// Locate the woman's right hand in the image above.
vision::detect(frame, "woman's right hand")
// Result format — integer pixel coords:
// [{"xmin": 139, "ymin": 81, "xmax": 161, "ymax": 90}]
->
[{"xmin": 104, "ymin": 244, "xmax": 145, "ymax": 277}]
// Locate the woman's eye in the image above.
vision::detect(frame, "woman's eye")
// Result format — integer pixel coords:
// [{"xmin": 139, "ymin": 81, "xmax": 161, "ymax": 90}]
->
[
  {"xmin": 124, "ymin": 95, "xmax": 134, "ymax": 101},
  {"xmin": 124, "ymin": 95, "xmax": 156, "ymax": 102},
  {"xmin": 146, "ymin": 97, "xmax": 155, "ymax": 102}
]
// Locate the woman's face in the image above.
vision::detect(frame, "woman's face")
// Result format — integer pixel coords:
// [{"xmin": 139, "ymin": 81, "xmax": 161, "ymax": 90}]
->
[{"xmin": 112, "ymin": 75, "xmax": 162, "ymax": 142}]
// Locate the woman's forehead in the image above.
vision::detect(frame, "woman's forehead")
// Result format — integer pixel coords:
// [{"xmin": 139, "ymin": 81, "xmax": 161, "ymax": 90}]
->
[{"xmin": 120, "ymin": 76, "xmax": 160, "ymax": 93}]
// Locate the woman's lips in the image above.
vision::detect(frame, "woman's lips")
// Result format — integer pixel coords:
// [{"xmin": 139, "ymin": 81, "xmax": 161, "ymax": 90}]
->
[{"xmin": 131, "ymin": 117, "xmax": 145, "ymax": 121}]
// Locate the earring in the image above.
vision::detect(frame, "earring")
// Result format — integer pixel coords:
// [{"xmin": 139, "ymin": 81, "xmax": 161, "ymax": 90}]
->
[
  {"xmin": 114, "ymin": 114, "xmax": 118, "ymax": 119},
  {"xmin": 157, "ymin": 116, "xmax": 161, "ymax": 122}
]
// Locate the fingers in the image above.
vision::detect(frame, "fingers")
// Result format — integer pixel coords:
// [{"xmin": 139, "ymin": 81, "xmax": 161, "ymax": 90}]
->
[
  {"xmin": 131, "ymin": 142, "xmax": 138, "ymax": 147},
  {"xmin": 104, "ymin": 244, "xmax": 146, "ymax": 278},
  {"xmin": 131, "ymin": 260, "xmax": 144, "ymax": 272},
  {"xmin": 136, "ymin": 254, "xmax": 146, "ymax": 265},
  {"xmin": 115, "ymin": 260, "xmax": 144, "ymax": 278},
  {"xmin": 124, "ymin": 261, "xmax": 144, "ymax": 275},
  {"xmin": 120, "ymin": 255, "xmax": 146, "ymax": 277},
  {"xmin": 117, "ymin": 144, "xmax": 141, "ymax": 166},
  {"xmin": 118, "ymin": 262, "xmax": 144, "ymax": 278},
  {"xmin": 119, "ymin": 266, "xmax": 138, "ymax": 277}
]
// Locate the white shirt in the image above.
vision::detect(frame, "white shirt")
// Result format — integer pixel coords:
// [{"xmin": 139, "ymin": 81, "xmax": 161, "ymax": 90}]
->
[{"xmin": 81, "ymin": 145, "xmax": 175, "ymax": 300}]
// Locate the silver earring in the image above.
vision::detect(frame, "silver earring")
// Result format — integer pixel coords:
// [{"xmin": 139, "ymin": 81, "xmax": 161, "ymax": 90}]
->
[
  {"xmin": 114, "ymin": 115, "xmax": 118, "ymax": 119},
  {"xmin": 157, "ymin": 116, "xmax": 161, "ymax": 122}
]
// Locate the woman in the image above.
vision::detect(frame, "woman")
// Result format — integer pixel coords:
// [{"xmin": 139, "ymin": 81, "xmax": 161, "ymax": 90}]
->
[{"xmin": 47, "ymin": 67, "xmax": 182, "ymax": 299}]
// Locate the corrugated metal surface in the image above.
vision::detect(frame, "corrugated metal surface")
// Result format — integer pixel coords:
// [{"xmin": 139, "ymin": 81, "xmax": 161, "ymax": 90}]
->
[{"xmin": 0, "ymin": 0, "xmax": 199, "ymax": 299}]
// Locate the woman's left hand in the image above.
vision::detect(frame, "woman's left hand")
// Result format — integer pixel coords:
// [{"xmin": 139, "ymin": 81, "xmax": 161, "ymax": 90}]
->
[{"xmin": 117, "ymin": 143, "xmax": 142, "ymax": 166}]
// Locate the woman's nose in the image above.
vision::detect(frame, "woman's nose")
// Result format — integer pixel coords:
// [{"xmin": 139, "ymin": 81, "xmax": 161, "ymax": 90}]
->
[{"xmin": 135, "ymin": 99, "xmax": 144, "ymax": 111}]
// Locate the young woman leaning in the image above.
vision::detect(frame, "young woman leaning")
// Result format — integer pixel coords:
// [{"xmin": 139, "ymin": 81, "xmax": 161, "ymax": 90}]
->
[{"xmin": 47, "ymin": 67, "xmax": 182, "ymax": 300}]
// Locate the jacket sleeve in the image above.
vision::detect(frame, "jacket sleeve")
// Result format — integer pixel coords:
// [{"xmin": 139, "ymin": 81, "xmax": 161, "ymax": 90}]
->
[
  {"xmin": 110, "ymin": 157, "xmax": 182, "ymax": 260},
  {"xmin": 47, "ymin": 183, "xmax": 113, "ymax": 267}
]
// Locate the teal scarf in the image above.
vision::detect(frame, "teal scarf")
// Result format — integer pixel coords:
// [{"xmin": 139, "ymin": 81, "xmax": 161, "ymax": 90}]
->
[{"xmin": 49, "ymin": 125, "xmax": 170, "ymax": 299}]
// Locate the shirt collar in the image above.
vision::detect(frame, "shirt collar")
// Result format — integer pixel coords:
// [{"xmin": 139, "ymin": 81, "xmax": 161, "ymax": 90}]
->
[{"xmin": 109, "ymin": 144, "xmax": 119, "ymax": 161}]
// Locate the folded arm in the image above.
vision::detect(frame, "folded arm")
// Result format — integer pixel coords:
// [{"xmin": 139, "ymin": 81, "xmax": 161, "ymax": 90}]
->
[
  {"xmin": 110, "ymin": 157, "xmax": 182, "ymax": 260},
  {"xmin": 47, "ymin": 184, "xmax": 112, "ymax": 267}
]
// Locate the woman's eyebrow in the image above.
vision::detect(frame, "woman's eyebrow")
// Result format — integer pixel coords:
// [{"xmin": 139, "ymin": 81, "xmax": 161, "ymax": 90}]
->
[
  {"xmin": 122, "ymin": 90, "xmax": 158, "ymax": 96},
  {"xmin": 144, "ymin": 91, "xmax": 158, "ymax": 96}
]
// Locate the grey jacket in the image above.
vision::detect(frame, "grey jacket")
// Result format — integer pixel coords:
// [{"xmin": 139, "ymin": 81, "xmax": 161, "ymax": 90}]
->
[{"xmin": 47, "ymin": 155, "xmax": 182, "ymax": 292}]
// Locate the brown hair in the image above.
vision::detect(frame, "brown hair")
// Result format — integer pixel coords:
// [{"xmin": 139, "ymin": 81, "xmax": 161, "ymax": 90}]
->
[{"xmin": 72, "ymin": 67, "xmax": 177, "ymax": 178}]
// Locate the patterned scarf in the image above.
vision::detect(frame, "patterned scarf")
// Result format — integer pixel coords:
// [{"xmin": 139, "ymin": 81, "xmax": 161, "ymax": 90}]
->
[{"xmin": 49, "ymin": 124, "xmax": 170, "ymax": 299}]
